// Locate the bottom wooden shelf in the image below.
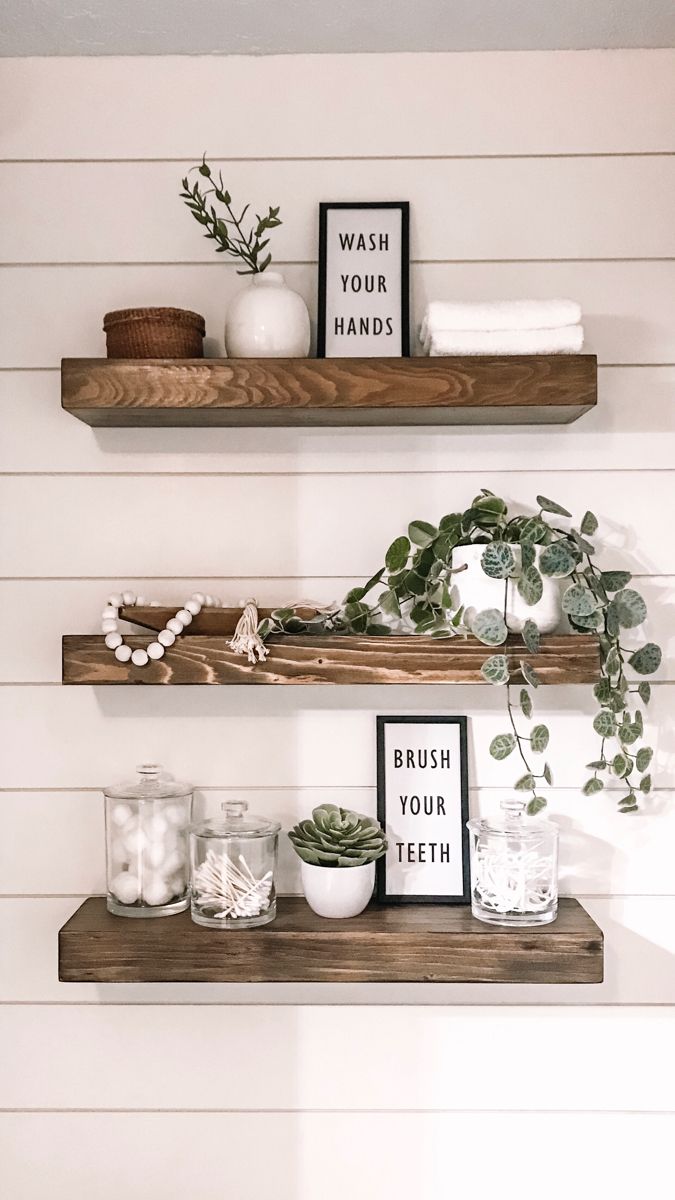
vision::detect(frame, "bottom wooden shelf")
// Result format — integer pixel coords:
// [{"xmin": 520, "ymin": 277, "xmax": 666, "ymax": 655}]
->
[{"xmin": 59, "ymin": 896, "xmax": 603, "ymax": 984}]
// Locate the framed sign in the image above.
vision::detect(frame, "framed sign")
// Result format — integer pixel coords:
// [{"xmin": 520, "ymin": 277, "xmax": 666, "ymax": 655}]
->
[
  {"xmin": 376, "ymin": 716, "xmax": 470, "ymax": 904},
  {"xmin": 317, "ymin": 201, "xmax": 409, "ymax": 357}
]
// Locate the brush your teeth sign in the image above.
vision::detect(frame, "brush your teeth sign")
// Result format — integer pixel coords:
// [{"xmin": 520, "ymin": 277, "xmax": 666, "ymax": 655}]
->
[
  {"xmin": 376, "ymin": 716, "xmax": 470, "ymax": 903},
  {"xmin": 318, "ymin": 202, "xmax": 409, "ymax": 356}
]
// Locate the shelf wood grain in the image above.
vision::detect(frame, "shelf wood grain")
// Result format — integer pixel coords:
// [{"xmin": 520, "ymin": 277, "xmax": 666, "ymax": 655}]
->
[
  {"xmin": 62, "ymin": 632, "xmax": 601, "ymax": 686},
  {"xmin": 61, "ymin": 355, "xmax": 597, "ymax": 427},
  {"xmin": 58, "ymin": 896, "xmax": 603, "ymax": 984}
]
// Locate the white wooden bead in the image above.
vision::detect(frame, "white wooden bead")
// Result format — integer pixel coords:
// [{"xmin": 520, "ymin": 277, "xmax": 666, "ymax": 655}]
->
[
  {"xmin": 150, "ymin": 600, "xmax": 160, "ymax": 607},
  {"xmin": 191, "ymin": 592, "xmax": 205, "ymax": 605},
  {"xmin": 204, "ymin": 594, "xmax": 214, "ymax": 606},
  {"xmin": 213, "ymin": 596, "xmax": 223, "ymax": 607},
  {"xmin": 131, "ymin": 648, "xmax": 149, "ymax": 667},
  {"xmin": 101, "ymin": 605, "xmax": 118, "ymax": 620},
  {"xmin": 136, "ymin": 595, "xmax": 146, "ymax": 606},
  {"xmin": 185, "ymin": 598, "xmax": 201, "ymax": 616},
  {"xmin": 114, "ymin": 644, "xmax": 132, "ymax": 663},
  {"xmin": 176, "ymin": 609, "xmax": 192, "ymax": 625},
  {"xmin": 147, "ymin": 641, "xmax": 165, "ymax": 660},
  {"xmin": 108, "ymin": 593, "xmax": 124, "ymax": 608},
  {"xmin": 101, "ymin": 619, "xmax": 118, "ymax": 634},
  {"xmin": 111, "ymin": 872, "xmax": 140, "ymax": 905},
  {"xmin": 166, "ymin": 617, "xmax": 183, "ymax": 635},
  {"xmin": 122, "ymin": 591, "xmax": 136, "ymax": 606},
  {"xmin": 105, "ymin": 632, "xmax": 123, "ymax": 650},
  {"xmin": 158, "ymin": 629, "xmax": 175, "ymax": 648}
]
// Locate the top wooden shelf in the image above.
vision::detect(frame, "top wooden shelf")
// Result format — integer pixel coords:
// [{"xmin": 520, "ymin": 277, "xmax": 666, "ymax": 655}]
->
[{"xmin": 61, "ymin": 355, "xmax": 597, "ymax": 427}]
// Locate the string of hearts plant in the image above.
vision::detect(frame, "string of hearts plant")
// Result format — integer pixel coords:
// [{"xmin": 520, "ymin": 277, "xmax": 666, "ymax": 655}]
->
[{"xmin": 259, "ymin": 492, "xmax": 661, "ymax": 814}]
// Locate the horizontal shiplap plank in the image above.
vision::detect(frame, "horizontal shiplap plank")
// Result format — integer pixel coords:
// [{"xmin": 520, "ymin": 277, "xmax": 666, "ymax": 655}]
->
[
  {"xmin": 1, "ymin": 52, "xmax": 674, "ymax": 159},
  {"xmin": 3, "ymin": 157, "xmax": 674, "ymax": 263},
  {"xmin": 1, "ymin": 472, "xmax": 673, "ymax": 576},
  {"xmin": 2, "ymin": 367, "xmax": 674, "ymax": 474},
  {"xmin": 2, "ymin": 1005, "xmax": 674, "ymax": 1110},
  {"xmin": 1, "ymin": 261, "xmax": 674, "ymax": 366},
  {"xmin": 0, "ymin": 684, "xmax": 670, "ymax": 790},
  {"xmin": 2, "ymin": 787, "xmax": 672, "ymax": 897},
  {"xmin": 0, "ymin": 1112, "xmax": 672, "ymax": 1200},
  {"xmin": 1, "ymin": 576, "xmax": 672, "ymax": 683}
]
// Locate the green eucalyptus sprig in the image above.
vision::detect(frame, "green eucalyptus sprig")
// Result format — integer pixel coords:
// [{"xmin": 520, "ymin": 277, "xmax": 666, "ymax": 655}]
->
[
  {"xmin": 180, "ymin": 154, "xmax": 281, "ymax": 275},
  {"xmin": 258, "ymin": 491, "xmax": 661, "ymax": 813}
]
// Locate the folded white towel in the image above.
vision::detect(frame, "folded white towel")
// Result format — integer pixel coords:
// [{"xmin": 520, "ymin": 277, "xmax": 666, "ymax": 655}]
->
[
  {"xmin": 428, "ymin": 326, "xmax": 584, "ymax": 356},
  {"xmin": 420, "ymin": 298, "xmax": 581, "ymax": 350}
]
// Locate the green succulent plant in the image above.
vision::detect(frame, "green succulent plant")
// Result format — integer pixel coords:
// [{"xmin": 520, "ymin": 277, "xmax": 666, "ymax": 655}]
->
[{"xmin": 289, "ymin": 804, "xmax": 387, "ymax": 867}]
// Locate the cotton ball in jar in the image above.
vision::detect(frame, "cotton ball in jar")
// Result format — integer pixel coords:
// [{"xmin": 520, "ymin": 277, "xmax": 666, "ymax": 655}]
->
[
  {"xmin": 165, "ymin": 804, "xmax": 188, "ymax": 829},
  {"xmin": 168, "ymin": 873, "xmax": 187, "ymax": 898},
  {"xmin": 111, "ymin": 803, "xmax": 133, "ymax": 828},
  {"xmin": 162, "ymin": 848, "xmax": 186, "ymax": 876},
  {"xmin": 124, "ymin": 826, "xmax": 148, "ymax": 856},
  {"xmin": 144, "ymin": 841, "xmax": 166, "ymax": 870},
  {"xmin": 145, "ymin": 813, "xmax": 169, "ymax": 841},
  {"xmin": 111, "ymin": 872, "xmax": 140, "ymax": 905},
  {"xmin": 142, "ymin": 875, "xmax": 172, "ymax": 906}
]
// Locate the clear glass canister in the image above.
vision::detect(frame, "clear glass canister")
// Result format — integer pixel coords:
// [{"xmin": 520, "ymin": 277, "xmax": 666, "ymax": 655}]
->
[
  {"xmin": 104, "ymin": 764, "xmax": 193, "ymax": 917},
  {"xmin": 467, "ymin": 800, "xmax": 559, "ymax": 927},
  {"xmin": 190, "ymin": 801, "xmax": 280, "ymax": 929}
]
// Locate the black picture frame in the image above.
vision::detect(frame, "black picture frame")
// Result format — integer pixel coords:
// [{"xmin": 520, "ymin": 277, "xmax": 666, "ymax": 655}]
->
[
  {"xmin": 376, "ymin": 715, "xmax": 470, "ymax": 905},
  {"xmin": 317, "ymin": 201, "xmax": 410, "ymax": 357}
]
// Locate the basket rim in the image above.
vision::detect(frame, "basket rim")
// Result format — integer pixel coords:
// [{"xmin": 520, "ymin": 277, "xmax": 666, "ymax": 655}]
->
[{"xmin": 103, "ymin": 307, "xmax": 205, "ymax": 333}]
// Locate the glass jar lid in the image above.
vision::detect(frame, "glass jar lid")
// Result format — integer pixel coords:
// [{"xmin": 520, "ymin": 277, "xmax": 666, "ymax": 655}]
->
[
  {"xmin": 192, "ymin": 800, "xmax": 281, "ymax": 840},
  {"xmin": 103, "ymin": 763, "xmax": 193, "ymax": 801},
  {"xmin": 467, "ymin": 799, "xmax": 557, "ymax": 838}
]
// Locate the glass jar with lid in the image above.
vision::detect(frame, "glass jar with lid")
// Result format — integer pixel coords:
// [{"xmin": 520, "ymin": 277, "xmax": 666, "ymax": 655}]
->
[
  {"xmin": 104, "ymin": 764, "xmax": 192, "ymax": 917},
  {"xmin": 190, "ymin": 801, "xmax": 280, "ymax": 928},
  {"xmin": 466, "ymin": 799, "xmax": 558, "ymax": 927}
]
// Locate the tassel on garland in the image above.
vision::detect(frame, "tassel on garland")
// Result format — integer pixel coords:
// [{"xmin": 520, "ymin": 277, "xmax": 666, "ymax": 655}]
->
[{"xmin": 229, "ymin": 599, "xmax": 269, "ymax": 664}]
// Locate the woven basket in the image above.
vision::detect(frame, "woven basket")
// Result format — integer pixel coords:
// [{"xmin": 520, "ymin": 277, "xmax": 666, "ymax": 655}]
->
[{"xmin": 103, "ymin": 307, "xmax": 206, "ymax": 358}]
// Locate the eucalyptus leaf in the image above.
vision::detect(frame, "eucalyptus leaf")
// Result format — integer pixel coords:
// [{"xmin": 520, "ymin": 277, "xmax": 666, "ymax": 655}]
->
[
  {"xmin": 530, "ymin": 724, "xmax": 549, "ymax": 753},
  {"xmin": 472, "ymin": 609, "xmax": 508, "ymax": 646},
  {"xmin": 520, "ymin": 688, "xmax": 533, "ymax": 719},
  {"xmin": 489, "ymin": 733, "xmax": 517, "ymax": 760},
  {"xmin": 480, "ymin": 654, "xmax": 510, "ymax": 684},
  {"xmin": 628, "ymin": 643, "xmax": 662, "ymax": 675}
]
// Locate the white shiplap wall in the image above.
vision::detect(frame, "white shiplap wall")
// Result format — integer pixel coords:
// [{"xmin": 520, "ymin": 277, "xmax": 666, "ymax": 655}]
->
[{"xmin": 1, "ymin": 50, "xmax": 674, "ymax": 1197}]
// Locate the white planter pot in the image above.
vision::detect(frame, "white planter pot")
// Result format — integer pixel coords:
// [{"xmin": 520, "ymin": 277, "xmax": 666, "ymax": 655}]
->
[
  {"xmin": 225, "ymin": 271, "xmax": 311, "ymax": 358},
  {"xmin": 300, "ymin": 860, "xmax": 375, "ymax": 919},
  {"xmin": 452, "ymin": 544, "xmax": 562, "ymax": 634}
]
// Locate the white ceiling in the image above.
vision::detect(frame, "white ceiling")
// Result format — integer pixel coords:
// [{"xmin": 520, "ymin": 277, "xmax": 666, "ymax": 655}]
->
[{"xmin": 2, "ymin": 0, "xmax": 675, "ymax": 55}]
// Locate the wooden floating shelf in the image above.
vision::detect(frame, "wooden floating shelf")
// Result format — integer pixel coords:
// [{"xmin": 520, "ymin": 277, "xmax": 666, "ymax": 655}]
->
[
  {"xmin": 59, "ymin": 896, "xmax": 603, "ymax": 984},
  {"xmin": 62, "ymin": 630, "xmax": 601, "ymax": 686},
  {"xmin": 61, "ymin": 355, "xmax": 597, "ymax": 427}
]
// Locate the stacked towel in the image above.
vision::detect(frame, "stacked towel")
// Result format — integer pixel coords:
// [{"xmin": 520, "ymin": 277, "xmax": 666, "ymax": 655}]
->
[{"xmin": 420, "ymin": 299, "xmax": 584, "ymax": 356}]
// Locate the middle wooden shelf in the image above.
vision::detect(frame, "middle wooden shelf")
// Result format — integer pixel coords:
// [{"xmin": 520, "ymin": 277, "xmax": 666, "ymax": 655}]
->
[{"xmin": 63, "ymin": 610, "xmax": 601, "ymax": 685}]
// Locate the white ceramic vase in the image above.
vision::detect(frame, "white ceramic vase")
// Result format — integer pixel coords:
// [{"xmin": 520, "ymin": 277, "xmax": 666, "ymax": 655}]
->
[
  {"xmin": 224, "ymin": 271, "xmax": 311, "ymax": 358},
  {"xmin": 300, "ymin": 860, "xmax": 375, "ymax": 919},
  {"xmin": 452, "ymin": 544, "xmax": 562, "ymax": 634}
]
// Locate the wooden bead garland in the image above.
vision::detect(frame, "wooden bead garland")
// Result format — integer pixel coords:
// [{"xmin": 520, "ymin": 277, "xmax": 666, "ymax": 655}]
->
[{"xmin": 101, "ymin": 591, "xmax": 222, "ymax": 667}]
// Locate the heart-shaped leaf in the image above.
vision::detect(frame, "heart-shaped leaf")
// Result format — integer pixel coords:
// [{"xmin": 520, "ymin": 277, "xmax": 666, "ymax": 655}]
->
[
  {"xmin": 637, "ymin": 681, "xmax": 652, "ymax": 705},
  {"xmin": 593, "ymin": 710, "xmax": 616, "ymax": 737},
  {"xmin": 613, "ymin": 588, "xmax": 647, "ymax": 629},
  {"xmin": 612, "ymin": 752, "xmax": 631, "ymax": 778},
  {"xmin": 522, "ymin": 619, "xmax": 540, "ymax": 654},
  {"xmin": 480, "ymin": 654, "xmax": 510, "ymax": 684},
  {"xmin": 515, "ymin": 773, "xmax": 536, "ymax": 791},
  {"xmin": 481, "ymin": 543, "xmax": 516, "ymax": 579},
  {"xmin": 582, "ymin": 777, "xmax": 604, "ymax": 795},
  {"xmin": 520, "ymin": 688, "xmax": 532, "ymax": 719},
  {"xmin": 543, "ymin": 762, "xmax": 553, "ymax": 785},
  {"xmin": 520, "ymin": 661, "xmax": 541, "ymax": 688},
  {"xmin": 639, "ymin": 774, "xmax": 652, "ymax": 794},
  {"xmin": 489, "ymin": 733, "xmax": 516, "ymax": 760},
  {"xmin": 601, "ymin": 570, "xmax": 632, "ymax": 592},
  {"xmin": 628, "ymin": 643, "xmax": 662, "ymax": 676},
  {"xmin": 408, "ymin": 521, "xmax": 438, "ymax": 548},
  {"xmin": 520, "ymin": 541, "xmax": 536, "ymax": 571},
  {"xmin": 562, "ymin": 583, "xmax": 598, "ymax": 618},
  {"xmin": 527, "ymin": 796, "xmax": 547, "ymax": 815},
  {"xmin": 530, "ymin": 724, "xmax": 549, "ymax": 753},
  {"xmin": 636, "ymin": 747, "xmax": 653, "ymax": 772},
  {"xmin": 537, "ymin": 495, "xmax": 572, "ymax": 518},
  {"xmin": 472, "ymin": 609, "xmax": 508, "ymax": 646},
  {"xmin": 518, "ymin": 566, "xmax": 543, "ymax": 606},
  {"xmin": 539, "ymin": 540, "xmax": 577, "ymax": 578},
  {"xmin": 580, "ymin": 511, "xmax": 599, "ymax": 535},
  {"xmin": 593, "ymin": 678, "xmax": 612, "ymax": 705}
]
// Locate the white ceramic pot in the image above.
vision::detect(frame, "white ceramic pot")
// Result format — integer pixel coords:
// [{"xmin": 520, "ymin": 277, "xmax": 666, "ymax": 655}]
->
[
  {"xmin": 452, "ymin": 544, "xmax": 562, "ymax": 634},
  {"xmin": 225, "ymin": 271, "xmax": 311, "ymax": 357},
  {"xmin": 300, "ymin": 860, "xmax": 375, "ymax": 919}
]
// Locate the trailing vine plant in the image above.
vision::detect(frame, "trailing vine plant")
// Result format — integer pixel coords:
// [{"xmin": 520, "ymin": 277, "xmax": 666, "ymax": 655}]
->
[
  {"xmin": 180, "ymin": 154, "xmax": 281, "ymax": 274},
  {"xmin": 259, "ymin": 492, "xmax": 661, "ymax": 813}
]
